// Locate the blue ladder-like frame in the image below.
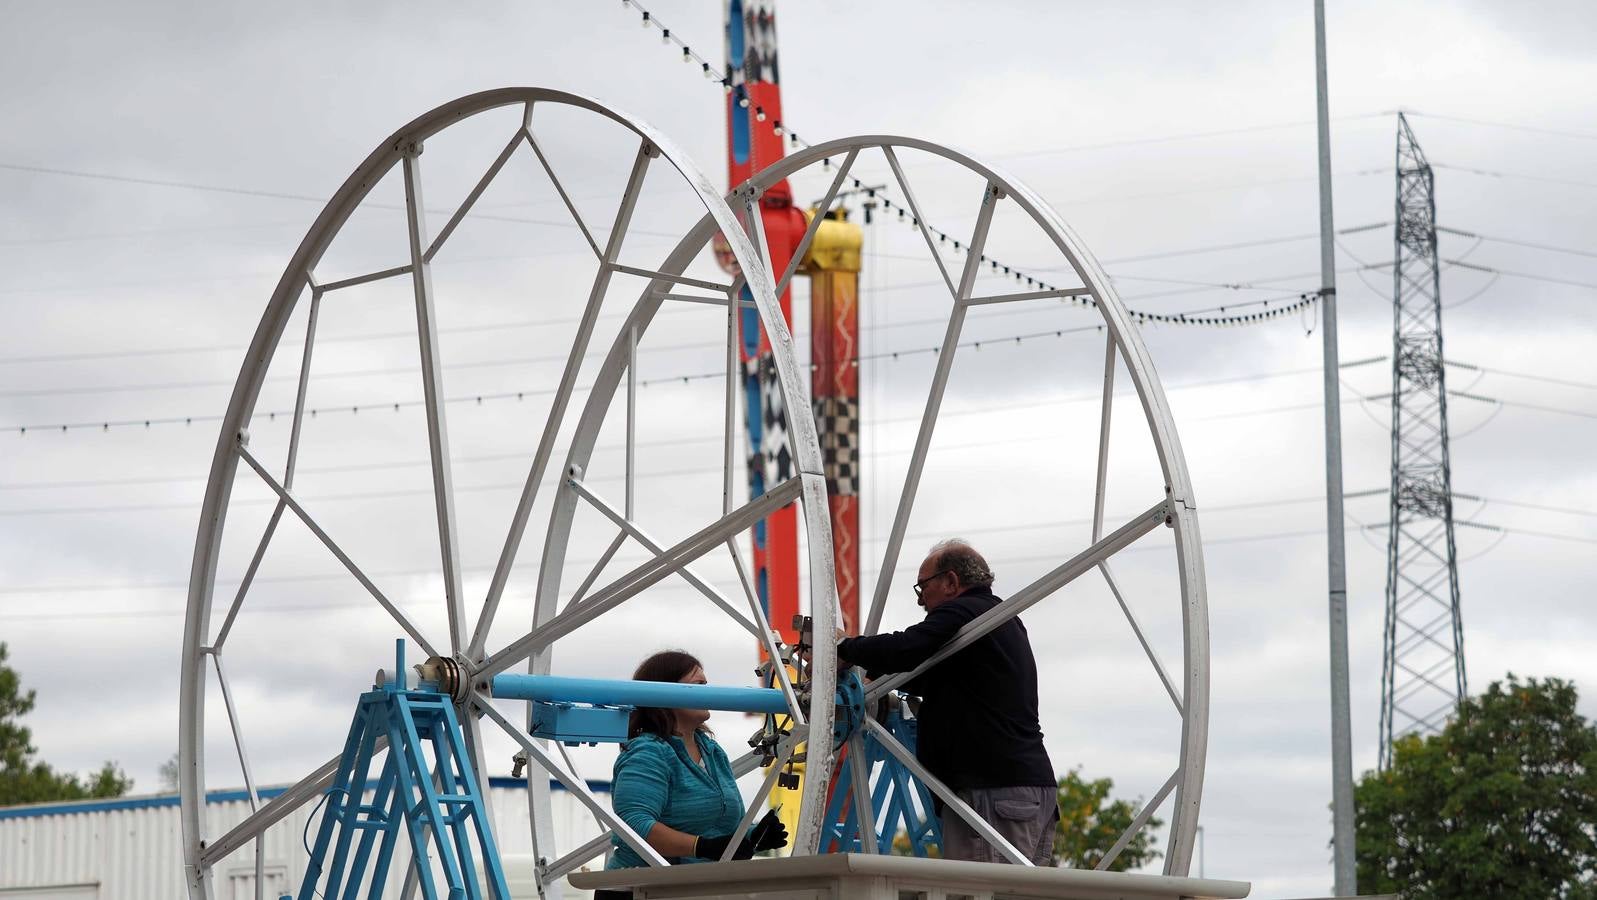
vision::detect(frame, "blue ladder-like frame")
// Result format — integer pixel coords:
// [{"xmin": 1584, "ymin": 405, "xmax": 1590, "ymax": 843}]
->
[
  {"xmin": 819, "ymin": 707, "xmax": 943, "ymax": 857},
  {"xmin": 299, "ymin": 652, "xmax": 509, "ymax": 900}
]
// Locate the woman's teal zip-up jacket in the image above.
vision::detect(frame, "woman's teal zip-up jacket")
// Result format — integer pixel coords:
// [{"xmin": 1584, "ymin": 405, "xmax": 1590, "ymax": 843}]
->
[{"xmin": 607, "ymin": 730, "xmax": 743, "ymax": 869}]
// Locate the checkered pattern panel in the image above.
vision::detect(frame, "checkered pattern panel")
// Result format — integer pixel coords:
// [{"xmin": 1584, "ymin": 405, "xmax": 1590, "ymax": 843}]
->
[
  {"xmin": 814, "ymin": 394, "xmax": 859, "ymax": 496},
  {"xmin": 755, "ymin": 356, "xmax": 793, "ymax": 485}
]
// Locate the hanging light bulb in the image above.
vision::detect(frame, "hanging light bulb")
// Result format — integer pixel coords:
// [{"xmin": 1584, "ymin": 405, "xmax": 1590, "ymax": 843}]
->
[
  {"xmin": 661, "ymin": 28, "xmax": 670, "ymax": 43},
  {"xmin": 755, "ymin": 106, "xmax": 767, "ymax": 122},
  {"xmin": 772, "ymin": 120, "xmax": 784, "ymax": 135},
  {"xmin": 682, "ymin": 47, "xmax": 691, "ymax": 62}
]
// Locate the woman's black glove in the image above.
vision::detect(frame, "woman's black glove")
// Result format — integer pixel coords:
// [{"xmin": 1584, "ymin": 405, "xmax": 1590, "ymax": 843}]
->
[
  {"xmin": 749, "ymin": 809, "xmax": 789, "ymax": 852},
  {"xmin": 694, "ymin": 811, "xmax": 789, "ymax": 860}
]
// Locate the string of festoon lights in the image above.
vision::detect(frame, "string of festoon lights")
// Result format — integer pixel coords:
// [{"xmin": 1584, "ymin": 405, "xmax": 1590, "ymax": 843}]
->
[
  {"xmin": 617, "ymin": 0, "xmax": 1323, "ymax": 329},
  {"xmin": 4, "ymin": 294, "xmax": 1309, "ymax": 436}
]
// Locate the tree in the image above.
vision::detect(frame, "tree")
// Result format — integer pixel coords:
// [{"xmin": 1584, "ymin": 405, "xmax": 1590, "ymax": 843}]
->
[
  {"xmin": 159, "ymin": 751, "xmax": 181, "ymax": 793},
  {"xmin": 0, "ymin": 642, "xmax": 132, "ymax": 806},
  {"xmin": 1355, "ymin": 675, "xmax": 1597, "ymax": 899},
  {"xmin": 1053, "ymin": 767, "xmax": 1162, "ymax": 870}
]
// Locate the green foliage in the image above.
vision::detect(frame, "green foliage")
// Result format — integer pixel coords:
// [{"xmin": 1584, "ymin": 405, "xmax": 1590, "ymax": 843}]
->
[
  {"xmin": 0, "ymin": 642, "xmax": 132, "ymax": 806},
  {"xmin": 1054, "ymin": 767, "xmax": 1162, "ymax": 871},
  {"xmin": 1356, "ymin": 675, "xmax": 1597, "ymax": 899},
  {"xmin": 889, "ymin": 829, "xmax": 940, "ymax": 857}
]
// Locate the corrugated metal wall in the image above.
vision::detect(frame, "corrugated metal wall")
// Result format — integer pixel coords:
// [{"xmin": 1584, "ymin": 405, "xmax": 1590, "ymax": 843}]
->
[{"xmin": 0, "ymin": 785, "xmax": 607, "ymax": 900}]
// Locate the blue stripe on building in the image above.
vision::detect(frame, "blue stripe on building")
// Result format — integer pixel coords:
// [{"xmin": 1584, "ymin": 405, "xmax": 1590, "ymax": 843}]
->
[{"xmin": 0, "ymin": 777, "xmax": 611, "ymax": 821}]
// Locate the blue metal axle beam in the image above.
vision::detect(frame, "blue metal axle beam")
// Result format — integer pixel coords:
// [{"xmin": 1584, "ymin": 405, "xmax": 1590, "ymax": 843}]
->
[{"xmin": 489, "ymin": 674, "xmax": 788, "ymax": 714}]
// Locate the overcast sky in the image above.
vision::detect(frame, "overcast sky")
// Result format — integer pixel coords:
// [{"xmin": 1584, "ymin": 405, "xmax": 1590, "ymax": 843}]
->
[{"xmin": 2, "ymin": 3, "xmax": 1594, "ymax": 898}]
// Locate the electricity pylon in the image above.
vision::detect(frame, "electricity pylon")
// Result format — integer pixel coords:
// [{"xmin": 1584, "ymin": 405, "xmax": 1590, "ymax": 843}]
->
[{"xmin": 1379, "ymin": 112, "xmax": 1466, "ymax": 769}]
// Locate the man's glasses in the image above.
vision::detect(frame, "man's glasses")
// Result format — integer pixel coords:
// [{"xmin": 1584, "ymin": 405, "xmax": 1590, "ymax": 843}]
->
[{"xmin": 912, "ymin": 569, "xmax": 953, "ymax": 599}]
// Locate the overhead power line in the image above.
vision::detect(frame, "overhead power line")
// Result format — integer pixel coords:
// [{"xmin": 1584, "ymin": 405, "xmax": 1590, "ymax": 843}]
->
[
  {"xmin": 0, "ymin": 161, "xmax": 332, "ymax": 203},
  {"xmin": 1443, "ymin": 259, "xmax": 1597, "ymax": 292},
  {"xmin": 1432, "ymin": 161, "xmax": 1597, "ymax": 192},
  {"xmin": 1447, "ymin": 360, "xmax": 1597, "ymax": 393},
  {"xmin": 614, "ymin": 0, "xmax": 1324, "ymax": 331},
  {"xmin": 1101, "ymin": 222, "xmax": 1387, "ymax": 266},
  {"xmin": 1402, "ymin": 110, "xmax": 1597, "ymax": 143},
  {"xmin": 1435, "ymin": 225, "xmax": 1597, "ymax": 261}
]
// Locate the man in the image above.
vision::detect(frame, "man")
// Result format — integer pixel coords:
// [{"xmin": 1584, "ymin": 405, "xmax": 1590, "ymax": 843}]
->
[{"xmin": 836, "ymin": 539, "xmax": 1057, "ymax": 865}]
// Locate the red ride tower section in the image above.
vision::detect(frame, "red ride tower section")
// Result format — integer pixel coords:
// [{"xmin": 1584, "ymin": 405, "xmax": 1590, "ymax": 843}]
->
[{"xmin": 720, "ymin": 0, "xmax": 808, "ymax": 644}]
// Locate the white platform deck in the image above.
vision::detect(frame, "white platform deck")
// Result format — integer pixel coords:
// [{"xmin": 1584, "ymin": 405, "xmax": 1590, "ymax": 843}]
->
[{"xmin": 571, "ymin": 853, "xmax": 1250, "ymax": 900}]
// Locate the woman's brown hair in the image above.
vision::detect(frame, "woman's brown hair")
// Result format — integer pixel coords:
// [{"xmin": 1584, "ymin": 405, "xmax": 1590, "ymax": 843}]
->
[{"xmin": 626, "ymin": 650, "xmax": 705, "ymax": 739}]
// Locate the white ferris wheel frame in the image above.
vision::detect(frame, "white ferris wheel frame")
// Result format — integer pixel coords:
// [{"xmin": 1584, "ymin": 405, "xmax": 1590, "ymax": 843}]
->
[{"xmin": 176, "ymin": 88, "xmax": 1210, "ymax": 900}]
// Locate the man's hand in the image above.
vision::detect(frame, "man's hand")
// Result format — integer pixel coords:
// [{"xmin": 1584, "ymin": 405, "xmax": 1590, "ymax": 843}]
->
[{"xmin": 798, "ymin": 628, "xmax": 848, "ymax": 667}]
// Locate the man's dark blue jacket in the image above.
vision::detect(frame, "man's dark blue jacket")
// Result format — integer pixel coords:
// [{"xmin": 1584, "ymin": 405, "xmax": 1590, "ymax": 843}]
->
[{"xmin": 837, "ymin": 587, "xmax": 1055, "ymax": 791}]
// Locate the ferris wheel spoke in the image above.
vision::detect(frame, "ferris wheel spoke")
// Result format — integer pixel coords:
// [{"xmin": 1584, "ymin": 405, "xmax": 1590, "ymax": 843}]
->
[
  {"xmin": 523, "ymin": 108, "xmax": 602, "ymax": 260},
  {"xmin": 215, "ymin": 281, "xmax": 323, "ymax": 651},
  {"xmin": 208, "ymin": 651, "xmax": 262, "ymax": 811},
  {"xmin": 564, "ymin": 530, "xmax": 629, "ymax": 610},
  {"xmin": 1085, "ymin": 336, "xmax": 1182, "ymax": 711},
  {"xmin": 1095, "ymin": 768, "xmax": 1179, "ymax": 871},
  {"xmin": 862, "ymin": 717, "xmax": 1031, "ymax": 866},
  {"xmin": 401, "ymin": 144, "xmax": 469, "ymax": 654},
  {"xmin": 1091, "ymin": 335, "xmax": 1116, "ymax": 540},
  {"xmin": 423, "ymin": 126, "xmax": 525, "ymax": 264},
  {"xmin": 199, "ymin": 740, "xmax": 377, "ymax": 867},
  {"xmin": 543, "ymin": 832, "xmax": 615, "ymax": 881},
  {"xmin": 1100, "ymin": 562, "xmax": 1183, "ymax": 714},
  {"xmin": 862, "ymin": 182, "xmax": 999, "ymax": 636},
  {"xmin": 866, "ymin": 498, "xmax": 1169, "ymax": 702},
  {"xmin": 567, "ymin": 476, "xmax": 762, "ymax": 640},
  {"xmin": 716, "ymin": 739, "xmax": 799, "ymax": 862},
  {"xmin": 211, "ymin": 500, "xmax": 286, "ymax": 652},
  {"xmin": 773, "ymin": 149, "xmax": 859, "ymax": 298},
  {"xmin": 725, "ymin": 539, "xmax": 804, "ymax": 723},
  {"xmin": 738, "ymin": 189, "xmax": 774, "ymax": 274},
  {"xmin": 963, "ymin": 286, "xmax": 1092, "ymax": 306},
  {"xmin": 473, "ymin": 696, "xmax": 668, "ymax": 867},
  {"xmin": 317, "ymin": 264, "xmax": 414, "ymax": 293},
  {"xmin": 469, "ymin": 139, "xmax": 656, "ymax": 662},
  {"xmin": 479, "ymin": 474, "xmax": 804, "ymax": 680},
  {"xmin": 881, "ymin": 146, "xmax": 956, "ymax": 298},
  {"xmin": 237, "ymin": 443, "xmax": 440, "ymax": 659},
  {"xmin": 844, "ymin": 733, "xmax": 879, "ymax": 854},
  {"xmin": 721, "ymin": 281, "xmax": 742, "ymax": 512}
]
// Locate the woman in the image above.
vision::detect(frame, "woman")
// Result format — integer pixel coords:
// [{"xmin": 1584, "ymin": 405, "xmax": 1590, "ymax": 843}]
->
[{"xmin": 606, "ymin": 650, "xmax": 787, "ymax": 873}]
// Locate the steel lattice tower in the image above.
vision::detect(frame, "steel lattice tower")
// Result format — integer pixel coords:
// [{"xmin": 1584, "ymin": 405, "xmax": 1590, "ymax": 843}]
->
[{"xmin": 1379, "ymin": 113, "xmax": 1466, "ymax": 769}]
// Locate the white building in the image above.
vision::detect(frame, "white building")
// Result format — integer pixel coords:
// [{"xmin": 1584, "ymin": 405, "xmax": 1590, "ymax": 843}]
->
[{"xmin": 0, "ymin": 779, "xmax": 610, "ymax": 900}]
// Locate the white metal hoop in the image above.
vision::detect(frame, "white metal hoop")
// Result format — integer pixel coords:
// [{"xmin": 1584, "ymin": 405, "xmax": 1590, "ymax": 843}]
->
[
  {"xmin": 178, "ymin": 88, "xmax": 840, "ymax": 900},
  {"xmin": 732, "ymin": 136, "xmax": 1210, "ymax": 876}
]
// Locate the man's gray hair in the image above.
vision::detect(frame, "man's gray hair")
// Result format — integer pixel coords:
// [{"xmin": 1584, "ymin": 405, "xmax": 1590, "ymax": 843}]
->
[{"xmin": 928, "ymin": 539, "xmax": 995, "ymax": 590}]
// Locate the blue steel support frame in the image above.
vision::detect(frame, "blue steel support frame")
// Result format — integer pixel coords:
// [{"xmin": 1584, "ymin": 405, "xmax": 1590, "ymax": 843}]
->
[
  {"xmin": 300, "ymin": 643, "xmax": 510, "ymax": 900},
  {"xmin": 816, "ymin": 706, "xmax": 942, "ymax": 857}
]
